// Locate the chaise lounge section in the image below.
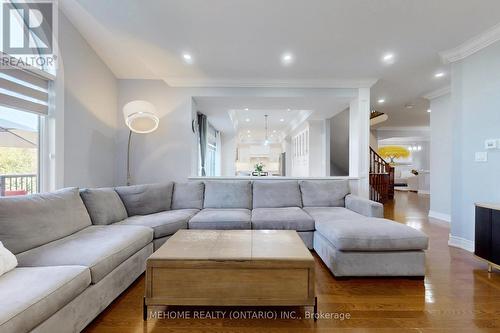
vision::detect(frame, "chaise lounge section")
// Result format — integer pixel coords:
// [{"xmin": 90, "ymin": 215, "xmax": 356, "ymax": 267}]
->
[{"xmin": 0, "ymin": 179, "xmax": 428, "ymax": 332}]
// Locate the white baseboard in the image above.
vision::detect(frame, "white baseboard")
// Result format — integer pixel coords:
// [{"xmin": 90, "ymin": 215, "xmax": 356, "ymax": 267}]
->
[
  {"xmin": 418, "ymin": 190, "xmax": 430, "ymax": 195},
  {"xmin": 428, "ymin": 211, "xmax": 451, "ymax": 223},
  {"xmin": 448, "ymin": 235, "xmax": 474, "ymax": 253}
]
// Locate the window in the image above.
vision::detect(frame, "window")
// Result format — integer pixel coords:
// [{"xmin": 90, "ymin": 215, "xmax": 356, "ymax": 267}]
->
[
  {"xmin": 0, "ymin": 65, "xmax": 50, "ymax": 196},
  {"xmin": 205, "ymin": 123, "xmax": 219, "ymax": 177}
]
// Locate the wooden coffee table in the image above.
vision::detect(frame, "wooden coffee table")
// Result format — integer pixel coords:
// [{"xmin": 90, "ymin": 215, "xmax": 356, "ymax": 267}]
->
[{"xmin": 144, "ymin": 230, "xmax": 316, "ymax": 319}]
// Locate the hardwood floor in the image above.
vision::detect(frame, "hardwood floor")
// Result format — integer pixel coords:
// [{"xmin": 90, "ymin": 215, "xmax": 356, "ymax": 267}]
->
[{"xmin": 84, "ymin": 192, "xmax": 500, "ymax": 332}]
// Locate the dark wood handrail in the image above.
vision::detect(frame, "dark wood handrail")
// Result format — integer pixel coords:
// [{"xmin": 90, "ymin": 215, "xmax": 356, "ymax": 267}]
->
[{"xmin": 369, "ymin": 147, "xmax": 394, "ymax": 203}]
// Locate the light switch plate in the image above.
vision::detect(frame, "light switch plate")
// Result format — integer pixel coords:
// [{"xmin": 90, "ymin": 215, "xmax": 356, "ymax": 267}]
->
[
  {"xmin": 485, "ymin": 139, "xmax": 498, "ymax": 149},
  {"xmin": 475, "ymin": 151, "xmax": 488, "ymax": 162}
]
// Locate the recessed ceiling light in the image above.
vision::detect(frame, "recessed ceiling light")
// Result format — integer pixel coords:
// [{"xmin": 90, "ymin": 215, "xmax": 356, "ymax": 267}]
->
[
  {"xmin": 244, "ymin": 107, "xmax": 249, "ymax": 111},
  {"xmin": 273, "ymin": 130, "xmax": 276, "ymax": 133},
  {"xmin": 182, "ymin": 53, "xmax": 193, "ymax": 63},
  {"xmin": 281, "ymin": 53, "xmax": 294, "ymax": 65},
  {"xmin": 382, "ymin": 52, "xmax": 395, "ymax": 64},
  {"xmin": 247, "ymin": 134, "xmax": 251, "ymax": 138},
  {"xmin": 434, "ymin": 72, "xmax": 445, "ymax": 78},
  {"xmin": 287, "ymin": 108, "xmax": 291, "ymax": 111},
  {"xmin": 245, "ymin": 118, "xmax": 250, "ymax": 122},
  {"xmin": 378, "ymin": 98, "xmax": 385, "ymax": 104},
  {"xmin": 427, "ymin": 109, "xmax": 432, "ymax": 113},
  {"xmin": 247, "ymin": 130, "xmax": 251, "ymax": 133},
  {"xmin": 279, "ymin": 118, "xmax": 285, "ymax": 122}
]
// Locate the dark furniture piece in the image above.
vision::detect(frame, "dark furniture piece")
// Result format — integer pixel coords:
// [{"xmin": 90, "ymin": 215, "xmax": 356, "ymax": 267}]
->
[{"xmin": 475, "ymin": 203, "xmax": 500, "ymax": 272}]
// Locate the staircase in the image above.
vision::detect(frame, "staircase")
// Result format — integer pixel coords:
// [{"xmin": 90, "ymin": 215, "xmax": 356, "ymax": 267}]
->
[{"xmin": 369, "ymin": 147, "xmax": 394, "ymax": 203}]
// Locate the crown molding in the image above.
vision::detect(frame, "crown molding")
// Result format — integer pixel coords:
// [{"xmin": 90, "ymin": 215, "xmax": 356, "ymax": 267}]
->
[
  {"xmin": 163, "ymin": 77, "xmax": 379, "ymax": 89},
  {"xmin": 440, "ymin": 22, "xmax": 500, "ymax": 63},
  {"xmin": 422, "ymin": 85, "xmax": 451, "ymax": 100}
]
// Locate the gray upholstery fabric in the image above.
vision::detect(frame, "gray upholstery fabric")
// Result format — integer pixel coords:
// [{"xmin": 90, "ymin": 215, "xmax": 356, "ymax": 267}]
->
[
  {"xmin": 345, "ymin": 194, "xmax": 384, "ymax": 218},
  {"xmin": 189, "ymin": 208, "xmax": 251, "ymax": 229},
  {"xmin": 0, "ymin": 188, "xmax": 91, "ymax": 254},
  {"xmin": 115, "ymin": 183, "xmax": 173, "ymax": 216},
  {"xmin": 297, "ymin": 231, "xmax": 314, "ymax": 250},
  {"xmin": 303, "ymin": 206, "xmax": 365, "ymax": 223},
  {"xmin": 314, "ymin": 217, "xmax": 429, "ymax": 251},
  {"xmin": 0, "ymin": 266, "xmax": 90, "ymax": 333},
  {"xmin": 80, "ymin": 188, "xmax": 128, "ymax": 225},
  {"xmin": 32, "ymin": 244, "xmax": 152, "ymax": 333},
  {"xmin": 314, "ymin": 232, "xmax": 426, "ymax": 277},
  {"xmin": 115, "ymin": 209, "xmax": 198, "ymax": 238},
  {"xmin": 204, "ymin": 181, "xmax": 252, "ymax": 209},
  {"xmin": 252, "ymin": 181, "xmax": 302, "ymax": 208},
  {"xmin": 171, "ymin": 182, "xmax": 204, "ymax": 209},
  {"xmin": 299, "ymin": 180, "xmax": 350, "ymax": 207},
  {"xmin": 153, "ymin": 236, "xmax": 171, "ymax": 251},
  {"xmin": 16, "ymin": 225, "xmax": 153, "ymax": 284},
  {"xmin": 251, "ymin": 207, "xmax": 315, "ymax": 231}
]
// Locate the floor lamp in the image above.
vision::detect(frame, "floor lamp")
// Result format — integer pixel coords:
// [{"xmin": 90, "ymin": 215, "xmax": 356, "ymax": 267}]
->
[{"xmin": 123, "ymin": 100, "xmax": 159, "ymax": 185}]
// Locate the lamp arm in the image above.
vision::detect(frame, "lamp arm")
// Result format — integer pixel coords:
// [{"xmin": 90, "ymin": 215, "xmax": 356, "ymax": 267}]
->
[{"xmin": 127, "ymin": 130, "xmax": 132, "ymax": 186}]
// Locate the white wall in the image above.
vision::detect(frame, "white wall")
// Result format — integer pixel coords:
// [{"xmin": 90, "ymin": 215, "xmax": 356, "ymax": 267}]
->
[
  {"xmin": 308, "ymin": 120, "xmax": 326, "ymax": 177},
  {"xmin": 429, "ymin": 93, "xmax": 452, "ymax": 220},
  {"xmin": 449, "ymin": 41, "xmax": 500, "ymax": 246},
  {"xmin": 330, "ymin": 108, "xmax": 350, "ymax": 176},
  {"xmin": 57, "ymin": 11, "xmax": 118, "ymax": 188},
  {"xmin": 370, "ymin": 130, "xmax": 378, "ymax": 150},
  {"xmin": 220, "ymin": 132, "xmax": 237, "ymax": 176}
]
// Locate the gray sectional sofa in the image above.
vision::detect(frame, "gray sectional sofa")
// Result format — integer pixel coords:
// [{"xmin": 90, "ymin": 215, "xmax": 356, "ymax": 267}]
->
[{"xmin": 0, "ymin": 179, "xmax": 428, "ymax": 333}]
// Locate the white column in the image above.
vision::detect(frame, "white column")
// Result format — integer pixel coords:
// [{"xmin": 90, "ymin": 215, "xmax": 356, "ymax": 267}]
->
[{"xmin": 349, "ymin": 88, "xmax": 370, "ymax": 198}]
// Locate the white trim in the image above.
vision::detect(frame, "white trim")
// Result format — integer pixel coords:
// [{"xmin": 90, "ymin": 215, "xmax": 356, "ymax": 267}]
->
[
  {"xmin": 376, "ymin": 126, "xmax": 430, "ymax": 132},
  {"xmin": 448, "ymin": 235, "xmax": 474, "ymax": 253},
  {"xmin": 189, "ymin": 176, "xmax": 359, "ymax": 181},
  {"xmin": 418, "ymin": 190, "xmax": 430, "ymax": 195},
  {"xmin": 428, "ymin": 210, "xmax": 451, "ymax": 223},
  {"xmin": 440, "ymin": 22, "xmax": 500, "ymax": 63},
  {"xmin": 422, "ymin": 86, "xmax": 451, "ymax": 100},
  {"xmin": 163, "ymin": 78, "xmax": 379, "ymax": 89}
]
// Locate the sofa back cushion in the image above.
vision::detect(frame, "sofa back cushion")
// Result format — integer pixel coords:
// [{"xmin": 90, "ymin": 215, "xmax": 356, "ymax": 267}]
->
[
  {"xmin": 204, "ymin": 181, "xmax": 252, "ymax": 209},
  {"xmin": 171, "ymin": 182, "xmax": 204, "ymax": 210},
  {"xmin": 115, "ymin": 183, "xmax": 173, "ymax": 216},
  {"xmin": 252, "ymin": 181, "xmax": 302, "ymax": 208},
  {"xmin": 0, "ymin": 188, "xmax": 92, "ymax": 254},
  {"xmin": 80, "ymin": 188, "xmax": 128, "ymax": 225},
  {"xmin": 299, "ymin": 180, "xmax": 350, "ymax": 207}
]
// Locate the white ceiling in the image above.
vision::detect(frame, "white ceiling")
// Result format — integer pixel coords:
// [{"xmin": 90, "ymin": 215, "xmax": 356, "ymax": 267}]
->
[{"xmin": 62, "ymin": 0, "xmax": 500, "ymax": 127}]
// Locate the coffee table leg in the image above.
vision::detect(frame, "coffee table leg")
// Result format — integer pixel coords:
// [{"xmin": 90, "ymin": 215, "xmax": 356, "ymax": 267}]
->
[
  {"xmin": 143, "ymin": 297, "xmax": 147, "ymax": 321},
  {"xmin": 314, "ymin": 296, "xmax": 318, "ymax": 321}
]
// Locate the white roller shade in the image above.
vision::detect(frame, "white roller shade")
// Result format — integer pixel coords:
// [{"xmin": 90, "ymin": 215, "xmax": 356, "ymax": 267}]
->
[{"xmin": 0, "ymin": 65, "xmax": 51, "ymax": 116}]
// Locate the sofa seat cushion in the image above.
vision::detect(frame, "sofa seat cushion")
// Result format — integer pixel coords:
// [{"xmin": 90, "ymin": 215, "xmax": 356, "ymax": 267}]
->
[
  {"xmin": 16, "ymin": 225, "xmax": 153, "ymax": 284},
  {"xmin": 189, "ymin": 209, "xmax": 251, "ymax": 230},
  {"xmin": 0, "ymin": 266, "xmax": 90, "ymax": 333},
  {"xmin": 303, "ymin": 207, "xmax": 365, "ymax": 224},
  {"xmin": 315, "ymin": 218, "xmax": 429, "ymax": 251},
  {"xmin": 115, "ymin": 209, "xmax": 199, "ymax": 238},
  {"xmin": 251, "ymin": 207, "xmax": 315, "ymax": 231}
]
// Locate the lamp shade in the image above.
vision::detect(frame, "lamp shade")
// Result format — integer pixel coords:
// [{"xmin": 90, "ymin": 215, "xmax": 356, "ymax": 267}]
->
[{"xmin": 123, "ymin": 100, "xmax": 159, "ymax": 133}]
